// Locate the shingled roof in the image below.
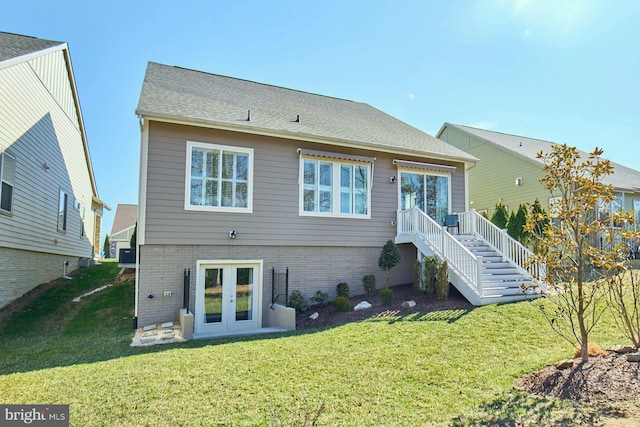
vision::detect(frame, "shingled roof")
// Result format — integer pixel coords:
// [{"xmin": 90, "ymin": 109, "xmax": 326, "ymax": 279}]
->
[
  {"xmin": 440, "ymin": 123, "xmax": 640, "ymax": 192},
  {"xmin": 111, "ymin": 204, "xmax": 138, "ymax": 235},
  {"xmin": 0, "ymin": 32, "xmax": 63, "ymax": 63},
  {"xmin": 136, "ymin": 62, "xmax": 477, "ymax": 164}
]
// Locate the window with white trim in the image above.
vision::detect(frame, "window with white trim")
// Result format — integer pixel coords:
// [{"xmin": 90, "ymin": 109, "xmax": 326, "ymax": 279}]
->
[
  {"xmin": 300, "ymin": 157, "xmax": 370, "ymax": 217},
  {"xmin": 186, "ymin": 141, "xmax": 253, "ymax": 212},
  {"xmin": 0, "ymin": 152, "xmax": 15, "ymax": 213},
  {"xmin": 58, "ymin": 189, "xmax": 68, "ymax": 232}
]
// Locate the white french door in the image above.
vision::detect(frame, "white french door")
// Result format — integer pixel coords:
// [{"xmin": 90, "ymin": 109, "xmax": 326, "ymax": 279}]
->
[{"xmin": 195, "ymin": 260, "xmax": 262, "ymax": 336}]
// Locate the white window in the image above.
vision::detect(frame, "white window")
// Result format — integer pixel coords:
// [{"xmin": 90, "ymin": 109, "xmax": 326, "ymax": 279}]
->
[
  {"xmin": 300, "ymin": 157, "xmax": 371, "ymax": 218},
  {"xmin": 58, "ymin": 189, "xmax": 68, "ymax": 232},
  {"xmin": 0, "ymin": 152, "xmax": 15, "ymax": 213},
  {"xmin": 185, "ymin": 141, "xmax": 253, "ymax": 213}
]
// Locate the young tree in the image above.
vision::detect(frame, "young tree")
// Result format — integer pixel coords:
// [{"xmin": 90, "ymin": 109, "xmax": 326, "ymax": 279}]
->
[
  {"xmin": 525, "ymin": 145, "xmax": 632, "ymax": 362},
  {"xmin": 529, "ymin": 198, "xmax": 549, "ymax": 254},
  {"xmin": 491, "ymin": 203, "xmax": 509, "ymax": 229},
  {"xmin": 379, "ymin": 240, "xmax": 401, "ymax": 288},
  {"xmin": 103, "ymin": 234, "xmax": 111, "ymax": 259},
  {"xmin": 506, "ymin": 210, "xmax": 518, "ymax": 240},
  {"xmin": 130, "ymin": 223, "xmax": 137, "ymax": 249},
  {"xmin": 514, "ymin": 204, "xmax": 530, "ymax": 244}
]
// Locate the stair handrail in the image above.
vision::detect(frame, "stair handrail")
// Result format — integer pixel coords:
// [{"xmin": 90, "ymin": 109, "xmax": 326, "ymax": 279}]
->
[
  {"xmin": 400, "ymin": 207, "xmax": 484, "ymax": 296},
  {"xmin": 459, "ymin": 210, "xmax": 546, "ymax": 282}
]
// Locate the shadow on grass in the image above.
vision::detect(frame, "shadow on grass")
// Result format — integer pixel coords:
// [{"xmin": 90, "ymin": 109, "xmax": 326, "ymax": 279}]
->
[
  {"xmin": 449, "ymin": 390, "xmax": 626, "ymax": 426},
  {"xmin": 0, "ymin": 264, "xmax": 474, "ymax": 375},
  {"xmin": 365, "ymin": 308, "xmax": 473, "ymax": 324}
]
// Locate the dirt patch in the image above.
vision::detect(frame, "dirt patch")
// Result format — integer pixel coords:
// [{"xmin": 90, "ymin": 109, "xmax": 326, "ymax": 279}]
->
[
  {"xmin": 517, "ymin": 351, "xmax": 640, "ymax": 425},
  {"xmin": 296, "ymin": 283, "xmax": 473, "ymax": 330},
  {"xmin": 114, "ymin": 268, "xmax": 135, "ymax": 284},
  {"xmin": 517, "ymin": 352, "xmax": 640, "ymax": 402}
]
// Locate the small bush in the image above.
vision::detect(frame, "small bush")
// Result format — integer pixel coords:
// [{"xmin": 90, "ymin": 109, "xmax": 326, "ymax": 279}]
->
[
  {"xmin": 336, "ymin": 282, "xmax": 350, "ymax": 298},
  {"xmin": 379, "ymin": 288, "xmax": 394, "ymax": 305},
  {"xmin": 413, "ymin": 260, "xmax": 423, "ymax": 295},
  {"xmin": 332, "ymin": 296, "xmax": 350, "ymax": 312},
  {"xmin": 423, "ymin": 255, "xmax": 440, "ymax": 295},
  {"xmin": 362, "ymin": 275, "xmax": 376, "ymax": 296},
  {"xmin": 310, "ymin": 290, "xmax": 329, "ymax": 308},
  {"xmin": 288, "ymin": 290, "xmax": 308, "ymax": 313},
  {"xmin": 435, "ymin": 261, "xmax": 449, "ymax": 301}
]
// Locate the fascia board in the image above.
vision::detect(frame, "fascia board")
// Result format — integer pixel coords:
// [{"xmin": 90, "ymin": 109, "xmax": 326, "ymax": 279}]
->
[{"xmin": 137, "ymin": 112, "xmax": 478, "ymax": 167}]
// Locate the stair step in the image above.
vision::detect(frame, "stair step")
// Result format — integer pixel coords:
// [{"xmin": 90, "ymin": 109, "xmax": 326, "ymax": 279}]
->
[
  {"xmin": 482, "ymin": 262, "xmax": 513, "ymax": 269},
  {"xmin": 482, "ymin": 286, "xmax": 529, "ymax": 297},
  {"xmin": 482, "ymin": 267, "xmax": 524, "ymax": 277}
]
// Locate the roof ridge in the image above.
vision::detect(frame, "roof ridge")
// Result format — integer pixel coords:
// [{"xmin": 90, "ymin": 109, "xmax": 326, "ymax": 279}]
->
[
  {"xmin": 0, "ymin": 31, "xmax": 64, "ymax": 45},
  {"xmin": 453, "ymin": 123, "xmax": 559, "ymax": 146},
  {"xmin": 152, "ymin": 61, "xmax": 361, "ymax": 105}
]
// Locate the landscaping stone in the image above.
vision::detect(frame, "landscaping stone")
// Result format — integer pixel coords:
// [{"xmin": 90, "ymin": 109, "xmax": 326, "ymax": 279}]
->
[
  {"xmin": 354, "ymin": 301, "xmax": 372, "ymax": 311},
  {"xmin": 131, "ymin": 322, "xmax": 185, "ymax": 347},
  {"xmin": 401, "ymin": 300, "xmax": 416, "ymax": 308},
  {"xmin": 555, "ymin": 359, "xmax": 574, "ymax": 370},
  {"xmin": 626, "ymin": 353, "xmax": 640, "ymax": 362},
  {"xmin": 608, "ymin": 344, "xmax": 636, "ymax": 354},
  {"xmin": 309, "ymin": 312, "xmax": 319, "ymax": 320}
]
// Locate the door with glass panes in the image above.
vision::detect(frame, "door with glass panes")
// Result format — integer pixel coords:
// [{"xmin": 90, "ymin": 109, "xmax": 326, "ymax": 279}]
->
[
  {"xmin": 399, "ymin": 171, "xmax": 450, "ymax": 225},
  {"xmin": 195, "ymin": 261, "xmax": 261, "ymax": 336}
]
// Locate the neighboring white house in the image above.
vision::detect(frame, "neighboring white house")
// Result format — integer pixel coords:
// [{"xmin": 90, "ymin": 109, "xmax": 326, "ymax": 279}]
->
[
  {"xmin": 0, "ymin": 32, "xmax": 108, "ymax": 309},
  {"xmin": 109, "ymin": 204, "xmax": 137, "ymax": 258}
]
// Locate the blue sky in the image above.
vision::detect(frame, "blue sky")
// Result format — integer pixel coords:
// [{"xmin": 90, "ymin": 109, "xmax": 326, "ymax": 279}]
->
[{"xmin": 3, "ymin": 0, "xmax": 639, "ymax": 242}]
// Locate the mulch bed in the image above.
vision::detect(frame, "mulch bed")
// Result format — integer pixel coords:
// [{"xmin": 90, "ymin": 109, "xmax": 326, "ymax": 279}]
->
[
  {"xmin": 517, "ymin": 351, "xmax": 640, "ymax": 402},
  {"xmin": 295, "ymin": 283, "xmax": 473, "ymax": 330}
]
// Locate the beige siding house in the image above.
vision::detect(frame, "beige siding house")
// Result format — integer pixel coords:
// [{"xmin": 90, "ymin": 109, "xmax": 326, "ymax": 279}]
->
[
  {"xmin": 109, "ymin": 204, "xmax": 137, "ymax": 258},
  {"xmin": 437, "ymin": 123, "xmax": 640, "ymax": 219},
  {"xmin": 0, "ymin": 32, "xmax": 108, "ymax": 309},
  {"xmin": 135, "ymin": 62, "xmax": 479, "ymax": 338}
]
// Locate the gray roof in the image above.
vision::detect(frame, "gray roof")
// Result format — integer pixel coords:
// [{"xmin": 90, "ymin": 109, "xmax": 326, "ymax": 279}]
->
[
  {"xmin": 111, "ymin": 204, "xmax": 138, "ymax": 235},
  {"xmin": 136, "ymin": 62, "xmax": 477, "ymax": 163},
  {"xmin": 0, "ymin": 32, "xmax": 63, "ymax": 63},
  {"xmin": 442, "ymin": 123, "xmax": 640, "ymax": 192}
]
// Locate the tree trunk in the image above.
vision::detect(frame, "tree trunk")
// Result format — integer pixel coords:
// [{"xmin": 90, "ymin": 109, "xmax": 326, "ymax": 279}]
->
[{"xmin": 577, "ymin": 278, "xmax": 589, "ymax": 363}]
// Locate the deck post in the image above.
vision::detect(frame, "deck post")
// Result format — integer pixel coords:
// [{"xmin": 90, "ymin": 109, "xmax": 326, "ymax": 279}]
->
[
  {"xmin": 476, "ymin": 256, "xmax": 484, "ymax": 297},
  {"xmin": 470, "ymin": 209, "xmax": 477, "ymax": 235},
  {"xmin": 500, "ymin": 229, "xmax": 508, "ymax": 261}
]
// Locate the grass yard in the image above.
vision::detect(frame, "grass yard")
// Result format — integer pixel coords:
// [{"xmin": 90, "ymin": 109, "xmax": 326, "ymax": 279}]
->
[{"xmin": 0, "ymin": 263, "xmax": 631, "ymax": 426}]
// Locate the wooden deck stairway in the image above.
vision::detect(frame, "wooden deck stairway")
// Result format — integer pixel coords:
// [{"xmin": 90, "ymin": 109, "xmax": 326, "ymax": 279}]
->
[{"xmin": 396, "ymin": 208, "xmax": 546, "ymax": 306}]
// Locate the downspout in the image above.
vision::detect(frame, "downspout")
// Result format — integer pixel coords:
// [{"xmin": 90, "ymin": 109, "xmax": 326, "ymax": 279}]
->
[{"xmin": 134, "ymin": 117, "xmax": 149, "ymax": 327}]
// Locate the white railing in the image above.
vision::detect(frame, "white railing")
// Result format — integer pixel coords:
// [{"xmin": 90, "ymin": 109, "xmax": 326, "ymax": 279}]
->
[
  {"xmin": 398, "ymin": 208, "xmax": 484, "ymax": 296},
  {"xmin": 458, "ymin": 210, "xmax": 546, "ymax": 282}
]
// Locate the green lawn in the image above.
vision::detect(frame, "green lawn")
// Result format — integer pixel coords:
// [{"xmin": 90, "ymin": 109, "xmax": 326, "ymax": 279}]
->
[{"xmin": 0, "ymin": 263, "xmax": 630, "ymax": 426}]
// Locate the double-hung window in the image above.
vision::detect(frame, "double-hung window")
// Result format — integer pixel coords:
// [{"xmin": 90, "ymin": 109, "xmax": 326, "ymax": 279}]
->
[
  {"xmin": 0, "ymin": 152, "xmax": 15, "ymax": 213},
  {"xmin": 300, "ymin": 157, "xmax": 371, "ymax": 218},
  {"xmin": 186, "ymin": 141, "xmax": 253, "ymax": 213}
]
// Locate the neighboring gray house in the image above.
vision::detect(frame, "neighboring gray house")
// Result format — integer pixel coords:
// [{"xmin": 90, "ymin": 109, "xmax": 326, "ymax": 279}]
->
[
  {"xmin": 109, "ymin": 203, "xmax": 137, "ymax": 258},
  {"xmin": 0, "ymin": 32, "xmax": 108, "ymax": 309},
  {"xmin": 137, "ymin": 62, "xmax": 528, "ymax": 339}
]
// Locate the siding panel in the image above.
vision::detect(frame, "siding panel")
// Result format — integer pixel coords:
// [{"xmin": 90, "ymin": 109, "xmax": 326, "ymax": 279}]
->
[
  {"xmin": 144, "ymin": 121, "xmax": 467, "ymax": 247},
  {"xmin": 0, "ymin": 57, "xmax": 95, "ymax": 258}
]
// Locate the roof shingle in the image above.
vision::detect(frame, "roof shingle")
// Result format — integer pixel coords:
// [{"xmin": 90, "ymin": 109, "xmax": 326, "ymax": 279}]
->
[
  {"xmin": 443, "ymin": 123, "xmax": 640, "ymax": 192},
  {"xmin": 137, "ymin": 62, "xmax": 477, "ymax": 163},
  {"xmin": 0, "ymin": 32, "xmax": 63, "ymax": 63}
]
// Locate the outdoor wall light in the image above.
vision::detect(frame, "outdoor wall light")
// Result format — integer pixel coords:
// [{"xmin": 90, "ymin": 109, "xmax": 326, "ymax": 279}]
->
[
  {"xmin": 229, "ymin": 230, "xmax": 237, "ymax": 239},
  {"xmin": 515, "ymin": 177, "xmax": 523, "ymax": 186},
  {"xmin": 390, "ymin": 176, "xmax": 397, "ymax": 183},
  {"xmin": 148, "ymin": 294, "xmax": 154, "ymax": 299}
]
